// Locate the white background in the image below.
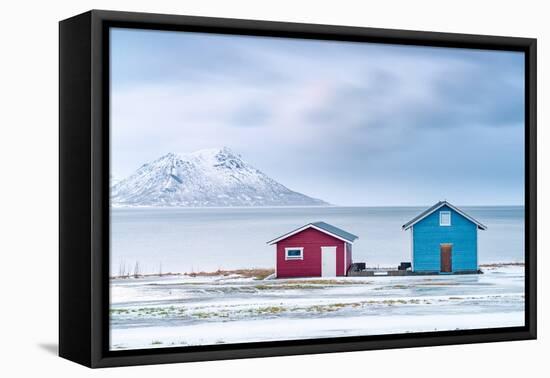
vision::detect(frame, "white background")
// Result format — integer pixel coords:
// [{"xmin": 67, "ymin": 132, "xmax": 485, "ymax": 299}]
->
[{"xmin": 0, "ymin": 0, "xmax": 546, "ymax": 376}]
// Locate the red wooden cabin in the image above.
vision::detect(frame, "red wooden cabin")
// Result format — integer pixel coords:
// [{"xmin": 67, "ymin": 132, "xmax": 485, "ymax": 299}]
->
[{"xmin": 267, "ymin": 222, "xmax": 358, "ymax": 278}]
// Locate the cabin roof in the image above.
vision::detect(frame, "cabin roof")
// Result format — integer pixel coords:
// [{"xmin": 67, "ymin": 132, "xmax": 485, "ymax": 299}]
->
[
  {"xmin": 267, "ymin": 221, "xmax": 359, "ymax": 245},
  {"xmin": 402, "ymin": 201, "xmax": 487, "ymax": 231}
]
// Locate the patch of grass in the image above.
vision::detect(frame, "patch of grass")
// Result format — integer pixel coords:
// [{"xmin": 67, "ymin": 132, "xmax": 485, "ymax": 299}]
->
[
  {"xmin": 256, "ymin": 306, "xmax": 285, "ymax": 314},
  {"xmin": 375, "ymin": 284, "xmax": 408, "ymax": 290},
  {"xmin": 112, "ymin": 306, "xmax": 191, "ymax": 318},
  {"xmin": 251, "ymin": 270, "xmax": 275, "ymax": 280},
  {"xmin": 110, "ymin": 309, "xmax": 128, "ymax": 314},
  {"xmin": 151, "ymin": 340, "xmax": 163, "ymax": 345},
  {"xmin": 253, "ymin": 284, "xmax": 276, "ymax": 290},
  {"xmin": 328, "ymin": 303, "xmax": 348, "ymax": 309},
  {"xmin": 305, "ymin": 302, "xmax": 357, "ymax": 313},
  {"xmin": 189, "ymin": 310, "xmax": 231, "ymax": 319},
  {"xmin": 297, "ymin": 279, "xmax": 365, "ymax": 285},
  {"xmin": 381, "ymin": 299, "xmax": 408, "ymax": 305},
  {"xmin": 479, "ymin": 262, "xmax": 524, "ymax": 268},
  {"xmin": 308, "ymin": 305, "xmax": 328, "ymax": 313},
  {"xmin": 253, "ymin": 279, "xmax": 370, "ymax": 290},
  {"xmin": 390, "ymin": 284, "xmax": 408, "ymax": 289},
  {"xmin": 359, "ymin": 298, "xmax": 425, "ymax": 306},
  {"xmin": 193, "ymin": 311, "xmax": 213, "ymax": 319},
  {"xmin": 187, "ymin": 268, "xmax": 275, "ymax": 280},
  {"xmin": 254, "ymin": 284, "xmax": 325, "ymax": 290}
]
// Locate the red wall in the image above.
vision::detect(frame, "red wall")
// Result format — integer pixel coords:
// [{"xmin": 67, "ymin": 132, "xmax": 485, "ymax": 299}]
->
[{"xmin": 275, "ymin": 228, "xmax": 346, "ymax": 278}]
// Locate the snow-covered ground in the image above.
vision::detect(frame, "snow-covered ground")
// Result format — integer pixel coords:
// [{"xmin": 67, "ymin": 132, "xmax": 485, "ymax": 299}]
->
[{"xmin": 110, "ymin": 266, "xmax": 524, "ymax": 350}]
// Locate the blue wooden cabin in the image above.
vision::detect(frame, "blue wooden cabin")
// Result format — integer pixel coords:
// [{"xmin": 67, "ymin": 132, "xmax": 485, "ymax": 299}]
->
[{"xmin": 402, "ymin": 201, "xmax": 487, "ymax": 274}]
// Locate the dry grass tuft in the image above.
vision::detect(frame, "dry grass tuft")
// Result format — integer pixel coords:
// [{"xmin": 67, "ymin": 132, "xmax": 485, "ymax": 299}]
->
[{"xmin": 187, "ymin": 268, "xmax": 274, "ymax": 280}]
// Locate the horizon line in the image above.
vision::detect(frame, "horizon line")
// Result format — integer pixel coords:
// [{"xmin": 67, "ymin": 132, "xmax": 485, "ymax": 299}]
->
[{"xmin": 110, "ymin": 204, "xmax": 525, "ymax": 209}]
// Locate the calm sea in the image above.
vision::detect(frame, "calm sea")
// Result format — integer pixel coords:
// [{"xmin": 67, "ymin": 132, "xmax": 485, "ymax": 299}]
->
[{"xmin": 110, "ymin": 206, "xmax": 524, "ymax": 275}]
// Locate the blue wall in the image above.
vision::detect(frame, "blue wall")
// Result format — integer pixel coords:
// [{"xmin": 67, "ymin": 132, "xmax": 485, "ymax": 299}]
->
[{"xmin": 412, "ymin": 205, "xmax": 478, "ymax": 272}]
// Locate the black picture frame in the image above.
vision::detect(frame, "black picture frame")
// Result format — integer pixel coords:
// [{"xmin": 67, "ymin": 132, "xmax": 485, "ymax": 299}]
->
[{"xmin": 59, "ymin": 9, "xmax": 537, "ymax": 368}]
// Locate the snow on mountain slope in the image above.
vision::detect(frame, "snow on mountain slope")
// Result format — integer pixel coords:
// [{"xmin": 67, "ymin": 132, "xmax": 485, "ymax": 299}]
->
[
  {"xmin": 110, "ymin": 174, "xmax": 120, "ymax": 187},
  {"xmin": 111, "ymin": 147, "xmax": 328, "ymax": 207}
]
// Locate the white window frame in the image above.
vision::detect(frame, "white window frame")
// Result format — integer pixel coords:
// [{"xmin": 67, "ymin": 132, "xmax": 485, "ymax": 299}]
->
[
  {"xmin": 440, "ymin": 211, "xmax": 451, "ymax": 226},
  {"xmin": 285, "ymin": 247, "xmax": 304, "ymax": 260}
]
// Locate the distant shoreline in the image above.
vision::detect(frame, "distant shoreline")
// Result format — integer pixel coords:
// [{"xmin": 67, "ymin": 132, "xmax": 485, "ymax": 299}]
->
[
  {"xmin": 479, "ymin": 262, "xmax": 525, "ymax": 268},
  {"xmin": 110, "ymin": 268, "xmax": 275, "ymax": 281},
  {"xmin": 111, "ymin": 204, "xmax": 525, "ymax": 210},
  {"xmin": 110, "ymin": 204, "xmax": 335, "ymax": 210},
  {"xmin": 109, "ymin": 262, "xmax": 524, "ymax": 280}
]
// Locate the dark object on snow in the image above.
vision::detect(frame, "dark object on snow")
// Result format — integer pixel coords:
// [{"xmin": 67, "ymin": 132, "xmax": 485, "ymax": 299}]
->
[
  {"xmin": 398, "ymin": 262, "xmax": 412, "ymax": 271},
  {"xmin": 350, "ymin": 262, "xmax": 366, "ymax": 272}
]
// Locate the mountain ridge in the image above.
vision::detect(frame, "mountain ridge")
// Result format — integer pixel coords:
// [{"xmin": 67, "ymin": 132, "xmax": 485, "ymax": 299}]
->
[{"xmin": 111, "ymin": 147, "xmax": 329, "ymax": 207}]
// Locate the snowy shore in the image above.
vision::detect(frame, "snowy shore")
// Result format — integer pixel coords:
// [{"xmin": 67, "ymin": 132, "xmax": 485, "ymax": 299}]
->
[{"xmin": 110, "ymin": 265, "xmax": 524, "ymax": 350}]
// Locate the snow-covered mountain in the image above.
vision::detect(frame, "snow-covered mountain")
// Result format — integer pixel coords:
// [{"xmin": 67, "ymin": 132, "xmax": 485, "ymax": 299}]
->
[
  {"xmin": 110, "ymin": 174, "xmax": 120, "ymax": 188},
  {"xmin": 111, "ymin": 147, "xmax": 328, "ymax": 207}
]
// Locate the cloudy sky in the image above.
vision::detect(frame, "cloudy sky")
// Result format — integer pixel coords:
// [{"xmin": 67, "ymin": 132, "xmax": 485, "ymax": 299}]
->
[{"xmin": 110, "ymin": 28, "xmax": 525, "ymax": 206}]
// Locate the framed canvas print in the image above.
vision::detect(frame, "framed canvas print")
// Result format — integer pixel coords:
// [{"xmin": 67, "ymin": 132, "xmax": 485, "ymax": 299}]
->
[{"xmin": 59, "ymin": 10, "xmax": 537, "ymax": 368}]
